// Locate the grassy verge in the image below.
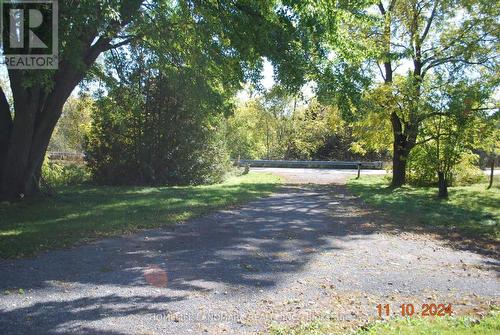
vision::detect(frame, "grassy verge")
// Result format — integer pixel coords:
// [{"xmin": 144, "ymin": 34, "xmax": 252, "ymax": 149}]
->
[
  {"xmin": 356, "ymin": 314, "xmax": 500, "ymax": 335},
  {"xmin": 270, "ymin": 312, "xmax": 500, "ymax": 335},
  {"xmin": 0, "ymin": 172, "xmax": 280, "ymax": 258},
  {"xmin": 346, "ymin": 176, "xmax": 499, "ymax": 241}
]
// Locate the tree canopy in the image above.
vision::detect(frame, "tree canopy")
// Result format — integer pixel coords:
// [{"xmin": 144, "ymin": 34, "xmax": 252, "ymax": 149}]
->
[{"xmin": 0, "ymin": 0, "xmax": 315, "ymax": 199}]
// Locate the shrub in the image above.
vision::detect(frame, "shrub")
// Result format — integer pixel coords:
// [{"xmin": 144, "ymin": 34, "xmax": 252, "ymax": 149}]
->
[
  {"xmin": 41, "ymin": 157, "xmax": 90, "ymax": 188},
  {"xmin": 243, "ymin": 164, "xmax": 250, "ymax": 175},
  {"xmin": 60, "ymin": 163, "xmax": 91, "ymax": 186},
  {"xmin": 41, "ymin": 157, "xmax": 64, "ymax": 187},
  {"xmin": 450, "ymin": 152, "xmax": 486, "ymax": 185},
  {"xmin": 408, "ymin": 147, "xmax": 485, "ymax": 186},
  {"xmin": 407, "ymin": 146, "xmax": 438, "ymax": 186}
]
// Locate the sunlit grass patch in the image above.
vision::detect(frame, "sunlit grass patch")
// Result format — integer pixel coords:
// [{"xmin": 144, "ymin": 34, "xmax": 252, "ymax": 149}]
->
[
  {"xmin": 355, "ymin": 314, "xmax": 500, "ymax": 335},
  {"xmin": 270, "ymin": 311, "xmax": 500, "ymax": 335},
  {"xmin": 347, "ymin": 176, "xmax": 499, "ymax": 241}
]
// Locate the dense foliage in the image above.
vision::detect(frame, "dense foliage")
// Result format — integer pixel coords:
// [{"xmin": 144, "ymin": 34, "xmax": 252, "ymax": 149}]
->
[
  {"xmin": 302, "ymin": 0, "xmax": 499, "ymax": 188},
  {"xmin": 41, "ymin": 158, "xmax": 90, "ymax": 188},
  {"xmin": 226, "ymin": 92, "xmax": 390, "ymax": 162},
  {"xmin": 48, "ymin": 96, "xmax": 94, "ymax": 153},
  {"xmin": 407, "ymin": 79, "xmax": 496, "ymax": 195},
  {"xmin": 85, "ymin": 49, "xmax": 231, "ymax": 186},
  {"xmin": 0, "ymin": 0, "xmax": 312, "ymax": 199}
]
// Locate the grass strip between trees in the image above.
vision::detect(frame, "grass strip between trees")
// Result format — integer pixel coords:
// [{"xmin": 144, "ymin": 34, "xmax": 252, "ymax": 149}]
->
[{"xmin": 0, "ymin": 172, "xmax": 280, "ymax": 259}]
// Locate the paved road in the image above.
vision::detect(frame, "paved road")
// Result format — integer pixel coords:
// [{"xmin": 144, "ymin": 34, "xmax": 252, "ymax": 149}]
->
[{"xmin": 0, "ymin": 169, "xmax": 498, "ymax": 334}]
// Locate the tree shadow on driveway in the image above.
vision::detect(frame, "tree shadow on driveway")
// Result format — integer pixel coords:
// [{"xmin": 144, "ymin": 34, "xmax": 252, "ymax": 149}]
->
[
  {"xmin": 0, "ymin": 185, "xmax": 354, "ymax": 291},
  {"xmin": 0, "ymin": 294, "xmax": 182, "ymax": 335},
  {"xmin": 0, "ymin": 184, "xmax": 362, "ymax": 333}
]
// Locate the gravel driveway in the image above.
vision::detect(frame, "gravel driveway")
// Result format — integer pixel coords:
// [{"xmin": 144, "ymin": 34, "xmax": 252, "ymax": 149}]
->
[{"xmin": 0, "ymin": 168, "xmax": 498, "ymax": 334}]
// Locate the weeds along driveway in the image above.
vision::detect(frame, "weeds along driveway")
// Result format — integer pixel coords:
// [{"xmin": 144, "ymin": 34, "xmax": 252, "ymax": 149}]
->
[{"xmin": 0, "ymin": 169, "xmax": 498, "ymax": 335}]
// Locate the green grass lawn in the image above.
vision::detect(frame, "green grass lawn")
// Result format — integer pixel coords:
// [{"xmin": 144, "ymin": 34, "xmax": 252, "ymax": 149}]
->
[
  {"xmin": 0, "ymin": 172, "xmax": 280, "ymax": 258},
  {"xmin": 356, "ymin": 314, "xmax": 500, "ymax": 335},
  {"xmin": 270, "ymin": 312, "xmax": 500, "ymax": 335},
  {"xmin": 346, "ymin": 176, "xmax": 499, "ymax": 241}
]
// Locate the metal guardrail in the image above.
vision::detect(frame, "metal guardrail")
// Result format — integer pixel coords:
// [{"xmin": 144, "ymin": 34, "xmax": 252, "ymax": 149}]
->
[
  {"xmin": 235, "ymin": 159, "xmax": 384, "ymax": 170},
  {"xmin": 48, "ymin": 152, "xmax": 85, "ymax": 161}
]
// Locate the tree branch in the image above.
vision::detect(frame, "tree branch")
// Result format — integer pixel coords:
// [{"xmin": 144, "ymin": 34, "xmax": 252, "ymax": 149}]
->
[
  {"xmin": 376, "ymin": 62, "xmax": 386, "ymax": 81},
  {"xmin": 377, "ymin": 2, "xmax": 386, "ymax": 15},
  {"xmin": 108, "ymin": 37, "xmax": 137, "ymax": 50},
  {"xmin": 420, "ymin": 0, "xmax": 438, "ymax": 43}
]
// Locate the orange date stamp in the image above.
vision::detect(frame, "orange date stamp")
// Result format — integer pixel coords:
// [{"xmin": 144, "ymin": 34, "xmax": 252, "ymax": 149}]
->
[{"xmin": 377, "ymin": 303, "xmax": 453, "ymax": 318}]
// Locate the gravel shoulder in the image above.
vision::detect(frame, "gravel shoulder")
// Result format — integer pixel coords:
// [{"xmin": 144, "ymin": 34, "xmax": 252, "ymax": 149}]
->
[{"xmin": 0, "ymin": 168, "xmax": 498, "ymax": 334}]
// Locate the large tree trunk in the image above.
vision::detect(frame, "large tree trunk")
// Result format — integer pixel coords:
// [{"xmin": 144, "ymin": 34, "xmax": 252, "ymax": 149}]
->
[
  {"xmin": 0, "ymin": 1, "xmax": 141, "ymax": 201},
  {"xmin": 0, "ymin": 34, "xmax": 113, "ymax": 200},
  {"xmin": 0, "ymin": 65, "xmax": 100, "ymax": 201},
  {"xmin": 0, "ymin": 86, "xmax": 65, "ymax": 200},
  {"xmin": 437, "ymin": 171, "xmax": 448, "ymax": 198},
  {"xmin": 391, "ymin": 146, "xmax": 408, "ymax": 188},
  {"xmin": 384, "ymin": 1, "xmax": 424, "ymax": 189},
  {"xmin": 390, "ymin": 129, "xmax": 418, "ymax": 188},
  {"xmin": 390, "ymin": 111, "xmax": 414, "ymax": 188},
  {"xmin": 0, "ymin": 77, "xmax": 41, "ymax": 199},
  {"xmin": 0, "ymin": 87, "xmax": 13, "ymax": 181}
]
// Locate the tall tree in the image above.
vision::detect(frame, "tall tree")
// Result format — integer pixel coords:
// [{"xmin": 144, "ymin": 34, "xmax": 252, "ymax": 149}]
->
[
  {"xmin": 373, "ymin": 0, "xmax": 498, "ymax": 187},
  {"xmin": 420, "ymin": 79, "xmax": 494, "ymax": 197},
  {"xmin": 302, "ymin": 0, "xmax": 498, "ymax": 187},
  {"xmin": 0, "ymin": 0, "xmax": 144, "ymax": 199}
]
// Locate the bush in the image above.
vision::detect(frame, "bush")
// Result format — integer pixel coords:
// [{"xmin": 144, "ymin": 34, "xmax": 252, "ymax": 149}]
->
[
  {"xmin": 41, "ymin": 157, "xmax": 90, "ymax": 188},
  {"xmin": 243, "ymin": 164, "xmax": 250, "ymax": 175},
  {"xmin": 407, "ymin": 147, "xmax": 437, "ymax": 186},
  {"xmin": 450, "ymin": 152, "xmax": 486, "ymax": 185},
  {"xmin": 60, "ymin": 163, "xmax": 91, "ymax": 185},
  {"xmin": 408, "ymin": 147, "xmax": 485, "ymax": 186},
  {"xmin": 41, "ymin": 157, "xmax": 64, "ymax": 187}
]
